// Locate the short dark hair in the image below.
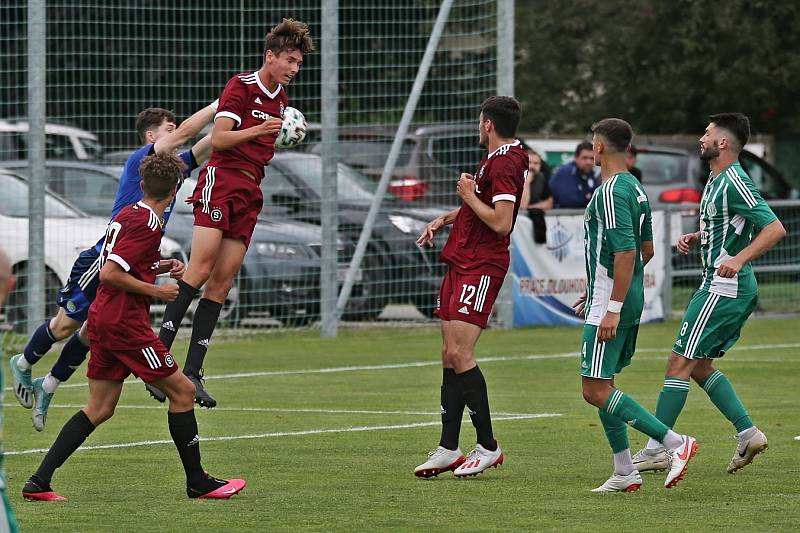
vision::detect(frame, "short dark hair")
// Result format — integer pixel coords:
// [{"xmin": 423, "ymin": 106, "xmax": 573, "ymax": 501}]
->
[
  {"xmin": 709, "ymin": 112, "xmax": 750, "ymax": 152},
  {"xmin": 591, "ymin": 118, "xmax": 633, "ymax": 153},
  {"xmin": 135, "ymin": 108, "xmax": 176, "ymax": 144},
  {"xmin": 264, "ymin": 18, "xmax": 315, "ymax": 56},
  {"xmin": 480, "ymin": 96, "xmax": 521, "ymax": 138},
  {"xmin": 139, "ymin": 153, "xmax": 184, "ymax": 201},
  {"xmin": 574, "ymin": 140, "xmax": 594, "ymax": 157}
]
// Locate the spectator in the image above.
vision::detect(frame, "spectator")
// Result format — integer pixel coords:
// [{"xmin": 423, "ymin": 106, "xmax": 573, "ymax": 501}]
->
[
  {"xmin": 520, "ymin": 146, "xmax": 552, "ymax": 244},
  {"xmin": 549, "ymin": 141, "xmax": 598, "ymax": 208},
  {"xmin": 0, "ymin": 248, "xmax": 20, "ymax": 533},
  {"xmin": 626, "ymin": 144, "xmax": 643, "ymax": 182}
]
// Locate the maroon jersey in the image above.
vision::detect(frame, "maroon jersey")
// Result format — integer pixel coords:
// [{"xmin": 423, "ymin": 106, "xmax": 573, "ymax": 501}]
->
[
  {"xmin": 440, "ymin": 140, "xmax": 529, "ymax": 277},
  {"xmin": 88, "ymin": 202, "xmax": 162, "ymax": 350},
  {"xmin": 210, "ymin": 70, "xmax": 289, "ymax": 182}
]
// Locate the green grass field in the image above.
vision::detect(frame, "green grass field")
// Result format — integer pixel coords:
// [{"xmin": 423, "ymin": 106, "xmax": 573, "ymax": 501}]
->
[{"xmin": 4, "ymin": 318, "xmax": 800, "ymax": 532}]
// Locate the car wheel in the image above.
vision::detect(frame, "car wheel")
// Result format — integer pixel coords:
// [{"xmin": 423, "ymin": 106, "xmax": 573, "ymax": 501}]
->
[
  {"xmin": 7, "ymin": 266, "xmax": 62, "ymax": 333},
  {"xmin": 342, "ymin": 252, "xmax": 389, "ymax": 322},
  {"xmin": 217, "ymin": 272, "xmax": 245, "ymax": 327}
]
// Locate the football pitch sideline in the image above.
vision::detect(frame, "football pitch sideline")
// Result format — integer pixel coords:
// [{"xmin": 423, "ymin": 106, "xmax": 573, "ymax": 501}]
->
[{"xmin": 4, "ymin": 318, "xmax": 799, "ymax": 532}]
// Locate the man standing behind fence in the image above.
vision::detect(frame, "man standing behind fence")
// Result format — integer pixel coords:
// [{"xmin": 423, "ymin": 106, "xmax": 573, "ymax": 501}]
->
[
  {"xmin": 414, "ymin": 96, "xmax": 528, "ymax": 479},
  {"xmin": 632, "ymin": 113, "xmax": 786, "ymax": 475}
]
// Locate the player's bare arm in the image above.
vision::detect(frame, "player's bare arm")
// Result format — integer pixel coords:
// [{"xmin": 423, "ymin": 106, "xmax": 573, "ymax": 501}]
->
[
  {"xmin": 210, "ymin": 116, "xmax": 282, "ymax": 152},
  {"xmin": 642, "ymin": 240, "xmax": 654, "ymax": 266},
  {"xmin": 717, "ymin": 218, "xmax": 786, "ymax": 278},
  {"xmin": 191, "ymin": 133, "xmax": 213, "ymax": 165},
  {"xmin": 156, "ymin": 258, "xmax": 186, "ymax": 279},
  {"xmin": 154, "ymin": 102, "xmax": 216, "ymax": 155},
  {"xmin": 99, "ymin": 261, "xmax": 179, "ymax": 301},
  {"xmin": 457, "ymin": 172, "xmax": 515, "ymax": 236},
  {"xmin": 676, "ymin": 231, "xmax": 700, "ymax": 255},
  {"xmin": 416, "ymin": 207, "xmax": 460, "ymax": 247},
  {"xmin": 598, "ymin": 249, "xmax": 636, "ymax": 342}
]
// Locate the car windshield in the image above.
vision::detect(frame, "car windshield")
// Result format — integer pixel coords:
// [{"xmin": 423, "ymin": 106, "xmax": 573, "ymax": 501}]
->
[
  {"xmin": 310, "ymin": 139, "xmax": 415, "ymax": 169},
  {"xmin": 0, "ymin": 172, "xmax": 80, "ymax": 218},
  {"xmin": 79, "ymin": 137, "xmax": 105, "ymax": 159},
  {"xmin": 635, "ymin": 151, "xmax": 690, "ymax": 184},
  {"xmin": 275, "ymin": 157, "xmax": 394, "ymax": 202},
  {"xmin": 738, "ymin": 151, "xmax": 790, "ymax": 199}
]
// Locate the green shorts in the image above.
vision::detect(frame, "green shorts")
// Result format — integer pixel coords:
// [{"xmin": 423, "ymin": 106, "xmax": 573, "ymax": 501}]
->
[
  {"xmin": 580, "ymin": 324, "xmax": 640, "ymax": 379},
  {"xmin": 673, "ymin": 289, "xmax": 757, "ymax": 359}
]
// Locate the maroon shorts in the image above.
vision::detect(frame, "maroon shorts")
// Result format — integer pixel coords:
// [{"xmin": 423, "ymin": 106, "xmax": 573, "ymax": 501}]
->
[
  {"xmin": 87, "ymin": 338, "xmax": 178, "ymax": 383},
  {"xmin": 190, "ymin": 165, "xmax": 264, "ymax": 248},
  {"xmin": 434, "ymin": 268, "xmax": 504, "ymax": 329}
]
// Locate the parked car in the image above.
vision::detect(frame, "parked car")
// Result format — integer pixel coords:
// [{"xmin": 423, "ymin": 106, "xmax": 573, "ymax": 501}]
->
[
  {"xmin": 259, "ymin": 151, "xmax": 451, "ymax": 317},
  {"xmin": 4, "ymin": 159, "xmax": 346, "ymax": 326},
  {"xmin": 0, "ymin": 167, "xmax": 180, "ymax": 331},
  {"xmin": 303, "ymin": 123, "xmax": 482, "ymax": 205},
  {"xmin": 0, "ymin": 119, "xmax": 104, "ymax": 160}
]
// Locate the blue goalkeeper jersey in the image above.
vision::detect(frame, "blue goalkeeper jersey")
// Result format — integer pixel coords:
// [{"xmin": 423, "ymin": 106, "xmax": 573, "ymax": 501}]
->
[{"xmin": 93, "ymin": 144, "xmax": 197, "ymax": 251}]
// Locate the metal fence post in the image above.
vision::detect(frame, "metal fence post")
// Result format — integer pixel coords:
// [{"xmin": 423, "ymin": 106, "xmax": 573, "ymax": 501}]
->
[
  {"xmin": 662, "ymin": 207, "xmax": 673, "ymax": 321},
  {"xmin": 27, "ymin": 0, "xmax": 46, "ymax": 336},
  {"xmin": 320, "ymin": 0, "xmax": 339, "ymax": 337},
  {"xmin": 495, "ymin": 0, "xmax": 515, "ymax": 328}
]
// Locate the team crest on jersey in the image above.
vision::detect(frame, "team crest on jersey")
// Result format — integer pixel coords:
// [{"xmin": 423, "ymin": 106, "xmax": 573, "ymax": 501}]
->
[
  {"xmin": 707, "ymin": 203, "xmax": 717, "ymax": 217},
  {"xmin": 66, "ymin": 301, "xmax": 77, "ymax": 313},
  {"xmin": 211, "ymin": 208, "xmax": 223, "ymax": 222},
  {"xmin": 164, "ymin": 354, "xmax": 175, "ymax": 368}
]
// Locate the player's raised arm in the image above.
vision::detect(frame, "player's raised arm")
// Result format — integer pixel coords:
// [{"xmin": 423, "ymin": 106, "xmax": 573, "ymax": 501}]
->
[
  {"xmin": 457, "ymin": 172, "xmax": 515, "ymax": 236},
  {"xmin": 211, "ymin": 115, "xmax": 282, "ymax": 152},
  {"xmin": 153, "ymin": 100, "xmax": 217, "ymax": 155}
]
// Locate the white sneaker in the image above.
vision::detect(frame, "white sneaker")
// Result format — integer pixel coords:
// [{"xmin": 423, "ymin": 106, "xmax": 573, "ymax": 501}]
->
[
  {"xmin": 590, "ymin": 471, "xmax": 642, "ymax": 492},
  {"xmin": 664, "ymin": 435, "xmax": 698, "ymax": 488},
  {"xmin": 453, "ymin": 443, "xmax": 503, "ymax": 478},
  {"xmin": 414, "ymin": 446, "xmax": 465, "ymax": 478},
  {"xmin": 632, "ymin": 447, "xmax": 670, "ymax": 472},
  {"xmin": 727, "ymin": 429, "xmax": 768, "ymax": 474}
]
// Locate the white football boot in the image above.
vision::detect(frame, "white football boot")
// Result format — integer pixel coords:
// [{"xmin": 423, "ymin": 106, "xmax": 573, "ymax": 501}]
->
[
  {"xmin": 453, "ymin": 443, "xmax": 504, "ymax": 478},
  {"xmin": 632, "ymin": 446, "xmax": 671, "ymax": 472},
  {"xmin": 664, "ymin": 435, "xmax": 699, "ymax": 488},
  {"xmin": 590, "ymin": 471, "xmax": 643, "ymax": 493},
  {"xmin": 414, "ymin": 446, "xmax": 465, "ymax": 478},
  {"xmin": 727, "ymin": 428, "xmax": 768, "ymax": 474}
]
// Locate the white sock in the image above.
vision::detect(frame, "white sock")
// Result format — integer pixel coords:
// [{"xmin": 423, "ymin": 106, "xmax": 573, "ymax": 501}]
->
[
  {"xmin": 662, "ymin": 430, "xmax": 684, "ymax": 451},
  {"xmin": 17, "ymin": 356, "xmax": 33, "ymax": 370},
  {"xmin": 613, "ymin": 449, "xmax": 635, "ymax": 476},
  {"xmin": 42, "ymin": 373, "xmax": 60, "ymax": 394},
  {"xmin": 738, "ymin": 426, "xmax": 757, "ymax": 441},
  {"xmin": 645, "ymin": 438, "xmax": 664, "ymax": 451}
]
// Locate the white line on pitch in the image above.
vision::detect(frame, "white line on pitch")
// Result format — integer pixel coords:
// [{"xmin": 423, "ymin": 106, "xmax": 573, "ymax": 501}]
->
[
  {"xmin": 44, "ymin": 404, "xmax": 541, "ymax": 417},
  {"xmin": 4, "ymin": 413, "xmax": 561, "ymax": 456},
  {"xmin": 7, "ymin": 341, "xmax": 799, "ymax": 392}
]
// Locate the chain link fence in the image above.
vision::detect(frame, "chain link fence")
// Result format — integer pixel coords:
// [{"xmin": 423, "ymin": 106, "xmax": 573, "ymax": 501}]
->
[{"xmin": 0, "ymin": 0, "xmax": 504, "ymax": 337}]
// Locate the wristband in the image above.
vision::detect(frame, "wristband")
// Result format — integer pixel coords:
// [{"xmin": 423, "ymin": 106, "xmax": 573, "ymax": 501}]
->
[
  {"xmin": 607, "ymin": 300, "xmax": 623, "ymax": 313},
  {"xmin": 209, "ymin": 98, "xmax": 220, "ymax": 112}
]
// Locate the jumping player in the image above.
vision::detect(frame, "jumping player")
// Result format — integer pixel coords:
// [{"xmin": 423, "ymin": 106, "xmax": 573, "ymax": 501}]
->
[
  {"xmin": 414, "ymin": 96, "xmax": 528, "ymax": 478},
  {"xmin": 155, "ymin": 19, "xmax": 314, "ymax": 408},
  {"xmin": 577, "ymin": 118, "xmax": 698, "ymax": 492},
  {"xmin": 21, "ymin": 153, "xmax": 245, "ymax": 501},
  {"xmin": 9, "ymin": 103, "xmax": 215, "ymax": 431},
  {"xmin": 632, "ymin": 113, "xmax": 785, "ymax": 475}
]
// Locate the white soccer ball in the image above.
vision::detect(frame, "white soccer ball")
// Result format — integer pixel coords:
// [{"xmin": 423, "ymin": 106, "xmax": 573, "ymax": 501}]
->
[{"xmin": 274, "ymin": 107, "xmax": 307, "ymax": 149}]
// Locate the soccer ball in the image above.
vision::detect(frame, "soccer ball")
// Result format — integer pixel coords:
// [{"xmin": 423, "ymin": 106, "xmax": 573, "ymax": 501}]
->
[{"xmin": 274, "ymin": 107, "xmax": 307, "ymax": 149}]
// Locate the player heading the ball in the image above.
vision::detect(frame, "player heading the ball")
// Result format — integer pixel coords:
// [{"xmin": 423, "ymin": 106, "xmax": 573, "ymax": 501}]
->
[{"xmin": 153, "ymin": 19, "xmax": 315, "ymax": 408}]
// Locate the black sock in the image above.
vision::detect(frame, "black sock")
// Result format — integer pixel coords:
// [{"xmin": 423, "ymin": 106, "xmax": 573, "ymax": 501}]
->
[
  {"xmin": 459, "ymin": 366, "xmax": 496, "ymax": 451},
  {"xmin": 438, "ymin": 368, "xmax": 464, "ymax": 450},
  {"xmin": 50, "ymin": 333, "xmax": 90, "ymax": 381},
  {"xmin": 159, "ymin": 280, "xmax": 200, "ymax": 349},
  {"xmin": 34, "ymin": 410, "xmax": 95, "ymax": 484},
  {"xmin": 168, "ymin": 410, "xmax": 205, "ymax": 487},
  {"xmin": 183, "ymin": 298, "xmax": 222, "ymax": 377}
]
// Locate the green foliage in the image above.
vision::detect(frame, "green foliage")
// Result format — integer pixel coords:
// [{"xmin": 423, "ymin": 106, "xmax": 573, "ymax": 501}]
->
[
  {"xmin": 5, "ymin": 319, "xmax": 800, "ymax": 531},
  {"xmin": 516, "ymin": 0, "xmax": 800, "ymax": 135}
]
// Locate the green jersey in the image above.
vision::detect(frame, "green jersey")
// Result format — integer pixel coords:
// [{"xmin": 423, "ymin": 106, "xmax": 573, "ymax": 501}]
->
[
  {"xmin": 583, "ymin": 172, "xmax": 652, "ymax": 328},
  {"xmin": 697, "ymin": 161, "xmax": 777, "ymax": 298}
]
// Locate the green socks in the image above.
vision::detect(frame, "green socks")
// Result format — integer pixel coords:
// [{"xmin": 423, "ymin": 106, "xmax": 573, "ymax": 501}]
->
[
  {"xmin": 598, "ymin": 409, "xmax": 629, "ymax": 453},
  {"xmin": 603, "ymin": 389, "xmax": 669, "ymax": 442},
  {"xmin": 654, "ymin": 376, "xmax": 690, "ymax": 428},
  {"xmin": 700, "ymin": 370, "xmax": 753, "ymax": 432}
]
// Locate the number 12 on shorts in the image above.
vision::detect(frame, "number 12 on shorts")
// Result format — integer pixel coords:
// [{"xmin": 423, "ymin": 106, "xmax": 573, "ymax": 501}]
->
[{"xmin": 458, "ymin": 276, "xmax": 491, "ymax": 313}]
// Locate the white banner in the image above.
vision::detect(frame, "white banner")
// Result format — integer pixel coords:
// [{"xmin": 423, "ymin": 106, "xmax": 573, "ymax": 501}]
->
[{"xmin": 511, "ymin": 211, "xmax": 666, "ymax": 326}]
